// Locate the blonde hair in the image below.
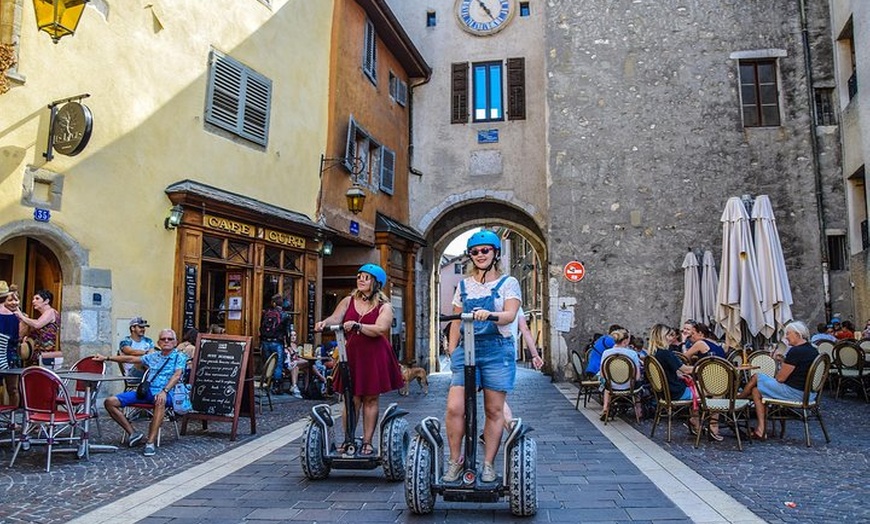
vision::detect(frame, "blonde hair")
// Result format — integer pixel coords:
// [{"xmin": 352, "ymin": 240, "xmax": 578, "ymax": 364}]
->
[
  {"xmin": 610, "ymin": 329, "xmax": 630, "ymax": 345},
  {"xmin": 353, "ymin": 288, "xmax": 389, "ymax": 305},
  {"xmin": 646, "ymin": 324, "xmax": 671, "ymax": 356}
]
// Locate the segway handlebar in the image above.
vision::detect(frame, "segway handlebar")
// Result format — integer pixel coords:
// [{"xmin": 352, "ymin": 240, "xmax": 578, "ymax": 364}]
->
[
  {"xmin": 440, "ymin": 313, "xmax": 499, "ymax": 322},
  {"xmin": 325, "ymin": 324, "xmax": 343, "ymax": 333}
]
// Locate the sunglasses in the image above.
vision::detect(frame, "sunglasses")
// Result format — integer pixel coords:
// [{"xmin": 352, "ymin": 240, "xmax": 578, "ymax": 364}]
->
[
  {"xmin": 468, "ymin": 247, "xmax": 493, "ymax": 256},
  {"xmin": 158, "ymin": 337, "xmax": 176, "ymax": 342}
]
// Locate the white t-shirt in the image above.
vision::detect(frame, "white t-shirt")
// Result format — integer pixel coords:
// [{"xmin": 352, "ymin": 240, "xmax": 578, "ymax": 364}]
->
[{"xmin": 452, "ymin": 276, "xmax": 522, "ymax": 338}]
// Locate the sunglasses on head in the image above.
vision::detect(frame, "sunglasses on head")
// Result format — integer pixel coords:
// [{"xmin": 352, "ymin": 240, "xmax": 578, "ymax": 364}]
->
[{"xmin": 468, "ymin": 247, "xmax": 493, "ymax": 256}]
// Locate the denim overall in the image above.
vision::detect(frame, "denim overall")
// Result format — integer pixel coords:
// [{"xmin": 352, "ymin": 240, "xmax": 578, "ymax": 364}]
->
[{"xmin": 450, "ymin": 277, "xmax": 517, "ymax": 392}]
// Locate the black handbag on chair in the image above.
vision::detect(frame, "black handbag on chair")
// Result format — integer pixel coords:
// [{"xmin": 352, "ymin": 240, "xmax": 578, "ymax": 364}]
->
[{"xmin": 136, "ymin": 355, "xmax": 173, "ymax": 399}]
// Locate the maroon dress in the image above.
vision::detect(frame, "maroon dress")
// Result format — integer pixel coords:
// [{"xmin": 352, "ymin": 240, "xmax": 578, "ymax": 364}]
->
[{"xmin": 336, "ymin": 300, "xmax": 404, "ymax": 396}]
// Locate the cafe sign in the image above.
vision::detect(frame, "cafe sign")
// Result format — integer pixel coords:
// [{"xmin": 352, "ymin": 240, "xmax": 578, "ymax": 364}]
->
[{"xmin": 204, "ymin": 215, "xmax": 306, "ymax": 249}]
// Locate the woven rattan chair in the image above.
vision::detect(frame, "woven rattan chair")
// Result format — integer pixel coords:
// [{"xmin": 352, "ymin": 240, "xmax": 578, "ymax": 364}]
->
[
  {"xmin": 255, "ymin": 352, "xmax": 278, "ymax": 413},
  {"xmin": 571, "ymin": 349, "xmax": 601, "ymax": 409},
  {"xmin": 693, "ymin": 356, "xmax": 752, "ymax": 451},
  {"xmin": 600, "ymin": 353, "xmax": 642, "ymax": 424},
  {"xmin": 748, "ymin": 350, "xmax": 777, "ymax": 378},
  {"xmin": 727, "ymin": 349, "xmax": 744, "ymax": 368},
  {"xmin": 832, "ymin": 340, "xmax": 869, "ymax": 402},
  {"xmin": 644, "ymin": 355, "xmax": 693, "ymax": 442},
  {"xmin": 764, "ymin": 353, "xmax": 831, "ymax": 447}
]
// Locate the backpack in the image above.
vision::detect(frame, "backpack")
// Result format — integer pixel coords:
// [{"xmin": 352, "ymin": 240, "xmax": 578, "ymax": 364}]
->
[{"xmin": 260, "ymin": 309, "xmax": 283, "ymax": 339}]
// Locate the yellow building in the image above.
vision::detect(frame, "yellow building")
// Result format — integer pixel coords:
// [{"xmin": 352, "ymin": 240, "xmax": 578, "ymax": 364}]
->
[{"xmin": 0, "ymin": 1, "xmax": 334, "ymax": 361}]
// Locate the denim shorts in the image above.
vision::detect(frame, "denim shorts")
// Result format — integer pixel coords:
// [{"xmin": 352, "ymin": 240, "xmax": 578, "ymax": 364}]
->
[
  {"xmin": 116, "ymin": 389, "xmax": 173, "ymax": 408},
  {"xmin": 450, "ymin": 335, "xmax": 516, "ymax": 392},
  {"xmin": 757, "ymin": 373, "xmax": 813, "ymax": 402}
]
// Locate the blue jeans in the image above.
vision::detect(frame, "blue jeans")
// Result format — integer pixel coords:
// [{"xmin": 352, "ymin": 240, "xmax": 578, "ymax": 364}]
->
[
  {"xmin": 450, "ymin": 335, "xmax": 516, "ymax": 392},
  {"xmin": 262, "ymin": 340, "xmax": 284, "ymax": 382}
]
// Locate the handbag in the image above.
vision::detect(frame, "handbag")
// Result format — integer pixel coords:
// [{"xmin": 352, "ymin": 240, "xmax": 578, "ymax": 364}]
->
[
  {"xmin": 172, "ymin": 382, "xmax": 193, "ymax": 414},
  {"xmin": 136, "ymin": 354, "xmax": 173, "ymax": 399}
]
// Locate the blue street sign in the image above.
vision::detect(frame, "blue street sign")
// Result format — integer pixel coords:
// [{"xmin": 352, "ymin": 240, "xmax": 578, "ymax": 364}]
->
[
  {"xmin": 349, "ymin": 220, "xmax": 359, "ymax": 236},
  {"xmin": 477, "ymin": 129, "xmax": 499, "ymax": 143}
]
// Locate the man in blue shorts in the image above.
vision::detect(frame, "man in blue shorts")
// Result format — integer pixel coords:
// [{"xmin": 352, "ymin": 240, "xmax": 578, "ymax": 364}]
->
[{"xmin": 94, "ymin": 329, "xmax": 186, "ymax": 456}]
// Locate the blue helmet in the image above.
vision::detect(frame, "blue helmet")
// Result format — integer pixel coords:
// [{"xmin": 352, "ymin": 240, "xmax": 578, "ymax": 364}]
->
[
  {"xmin": 358, "ymin": 263, "xmax": 387, "ymax": 287},
  {"xmin": 466, "ymin": 230, "xmax": 501, "ymax": 252}
]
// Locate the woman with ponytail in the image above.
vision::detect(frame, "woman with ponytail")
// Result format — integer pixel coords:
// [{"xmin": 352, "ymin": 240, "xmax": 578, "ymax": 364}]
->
[{"xmin": 314, "ymin": 263, "xmax": 403, "ymax": 455}]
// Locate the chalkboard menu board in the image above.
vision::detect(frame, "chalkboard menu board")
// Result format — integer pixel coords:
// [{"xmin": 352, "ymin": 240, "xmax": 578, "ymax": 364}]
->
[
  {"xmin": 183, "ymin": 265, "xmax": 197, "ymax": 331},
  {"xmin": 307, "ymin": 280, "xmax": 316, "ymax": 343},
  {"xmin": 183, "ymin": 334, "xmax": 255, "ymax": 440}
]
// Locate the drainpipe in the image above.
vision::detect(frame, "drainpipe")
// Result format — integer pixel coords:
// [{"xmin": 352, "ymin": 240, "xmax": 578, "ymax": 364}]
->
[
  {"xmin": 408, "ymin": 75, "xmax": 430, "ymax": 177},
  {"xmin": 799, "ymin": 0, "xmax": 832, "ymax": 321}
]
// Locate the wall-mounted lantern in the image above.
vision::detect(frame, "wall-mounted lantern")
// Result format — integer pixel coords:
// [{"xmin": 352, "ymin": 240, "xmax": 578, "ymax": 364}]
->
[{"xmin": 33, "ymin": 0, "xmax": 89, "ymax": 44}]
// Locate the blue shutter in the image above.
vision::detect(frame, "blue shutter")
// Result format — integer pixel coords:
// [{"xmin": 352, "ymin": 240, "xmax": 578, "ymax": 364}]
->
[
  {"xmin": 240, "ymin": 69, "xmax": 271, "ymax": 146},
  {"xmin": 397, "ymin": 80, "xmax": 408, "ymax": 106},
  {"xmin": 344, "ymin": 115, "xmax": 358, "ymax": 172},
  {"xmin": 363, "ymin": 20, "xmax": 377, "ymax": 83},
  {"xmin": 380, "ymin": 147, "xmax": 395, "ymax": 195}
]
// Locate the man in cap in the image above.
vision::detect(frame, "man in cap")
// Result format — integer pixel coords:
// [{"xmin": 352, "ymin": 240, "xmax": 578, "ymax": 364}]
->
[{"xmin": 118, "ymin": 316, "xmax": 154, "ymax": 378}]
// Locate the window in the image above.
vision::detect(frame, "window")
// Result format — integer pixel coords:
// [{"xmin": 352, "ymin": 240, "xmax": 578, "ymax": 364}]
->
[
  {"xmin": 519, "ymin": 2, "xmax": 530, "ymax": 16},
  {"xmin": 389, "ymin": 72, "xmax": 408, "ymax": 106},
  {"xmin": 739, "ymin": 60, "xmax": 780, "ymax": 127},
  {"xmin": 507, "ymin": 57, "xmax": 526, "ymax": 120},
  {"xmin": 363, "ymin": 19, "xmax": 377, "ymax": 84},
  {"xmin": 454, "ymin": 263, "xmax": 463, "ymax": 274},
  {"xmin": 205, "ymin": 50, "xmax": 272, "ymax": 147},
  {"xmin": 827, "ymin": 234, "xmax": 848, "ymax": 271},
  {"xmin": 344, "ymin": 116, "xmax": 393, "ymax": 196},
  {"xmin": 451, "ymin": 62, "xmax": 469, "ymax": 124},
  {"xmin": 814, "ymin": 88, "xmax": 836, "ymax": 126},
  {"xmin": 426, "ymin": 11, "xmax": 436, "ymax": 27},
  {"xmin": 472, "ymin": 62, "xmax": 503, "ymax": 122}
]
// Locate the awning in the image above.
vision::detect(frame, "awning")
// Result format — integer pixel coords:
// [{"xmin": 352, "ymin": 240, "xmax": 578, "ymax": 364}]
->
[
  {"xmin": 165, "ymin": 179, "xmax": 323, "ymax": 237},
  {"xmin": 376, "ymin": 213, "xmax": 426, "ymax": 246}
]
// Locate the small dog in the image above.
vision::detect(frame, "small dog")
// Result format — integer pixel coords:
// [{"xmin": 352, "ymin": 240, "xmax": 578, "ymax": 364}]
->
[{"xmin": 399, "ymin": 362, "xmax": 429, "ymax": 396}]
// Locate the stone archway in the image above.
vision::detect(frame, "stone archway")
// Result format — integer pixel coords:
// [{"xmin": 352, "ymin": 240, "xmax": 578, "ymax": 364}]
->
[
  {"xmin": 413, "ymin": 199, "xmax": 549, "ymax": 375},
  {"xmin": 0, "ymin": 220, "xmax": 113, "ymax": 360}
]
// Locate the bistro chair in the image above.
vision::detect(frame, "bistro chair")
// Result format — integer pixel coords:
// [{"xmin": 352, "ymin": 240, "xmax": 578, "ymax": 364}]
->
[
  {"xmin": 747, "ymin": 350, "xmax": 777, "ymax": 379},
  {"xmin": 832, "ymin": 340, "xmax": 869, "ymax": 402},
  {"xmin": 764, "ymin": 353, "xmax": 831, "ymax": 447},
  {"xmin": 644, "ymin": 355, "xmax": 693, "ymax": 442},
  {"xmin": 63, "ymin": 356, "xmax": 107, "ymax": 437},
  {"xmin": 0, "ymin": 401, "xmax": 16, "ymax": 449},
  {"xmin": 726, "ymin": 349, "xmax": 745, "ymax": 368},
  {"xmin": 121, "ymin": 374, "xmax": 180, "ymax": 447},
  {"xmin": 600, "ymin": 354, "xmax": 642, "ymax": 424},
  {"xmin": 255, "ymin": 352, "xmax": 278, "ymax": 414},
  {"xmin": 693, "ymin": 356, "xmax": 752, "ymax": 451},
  {"xmin": 571, "ymin": 349, "xmax": 601, "ymax": 409},
  {"xmin": 11, "ymin": 367, "xmax": 88, "ymax": 472}
]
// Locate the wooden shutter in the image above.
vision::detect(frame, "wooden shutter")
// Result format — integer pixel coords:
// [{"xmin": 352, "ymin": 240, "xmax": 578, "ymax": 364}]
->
[
  {"xmin": 507, "ymin": 57, "xmax": 526, "ymax": 121},
  {"xmin": 343, "ymin": 116, "xmax": 358, "ymax": 172},
  {"xmin": 397, "ymin": 80, "xmax": 408, "ymax": 107},
  {"xmin": 380, "ymin": 147, "xmax": 395, "ymax": 195},
  {"xmin": 364, "ymin": 20, "xmax": 377, "ymax": 82},
  {"xmin": 205, "ymin": 51, "xmax": 271, "ymax": 147},
  {"xmin": 451, "ymin": 62, "xmax": 468, "ymax": 124}
]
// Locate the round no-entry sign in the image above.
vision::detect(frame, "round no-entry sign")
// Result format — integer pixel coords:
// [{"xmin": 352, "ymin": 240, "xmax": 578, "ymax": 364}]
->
[{"xmin": 563, "ymin": 261, "xmax": 586, "ymax": 282}]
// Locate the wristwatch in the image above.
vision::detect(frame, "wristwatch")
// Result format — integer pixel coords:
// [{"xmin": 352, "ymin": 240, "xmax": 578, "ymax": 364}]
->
[{"xmin": 162, "ymin": 388, "xmax": 170, "ymax": 394}]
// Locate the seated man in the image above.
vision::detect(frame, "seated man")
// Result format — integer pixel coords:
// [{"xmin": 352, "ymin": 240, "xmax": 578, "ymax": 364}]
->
[
  {"xmin": 94, "ymin": 328, "xmax": 186, "ymax": 457},
  {"xmin": 118, "ymin": 316, "xmax": 154, "ymax": 378}
]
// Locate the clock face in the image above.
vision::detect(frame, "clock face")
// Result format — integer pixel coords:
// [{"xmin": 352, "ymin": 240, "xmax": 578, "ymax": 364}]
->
[{"xmin": 456, "ymin": 0, "xmax": 515, "ymax": 36}]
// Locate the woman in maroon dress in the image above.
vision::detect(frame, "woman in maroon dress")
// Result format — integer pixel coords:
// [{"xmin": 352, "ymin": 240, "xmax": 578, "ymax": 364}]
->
[{"xmin": 314, "ymin": 263, "xmax": 403, "ymax": 455}]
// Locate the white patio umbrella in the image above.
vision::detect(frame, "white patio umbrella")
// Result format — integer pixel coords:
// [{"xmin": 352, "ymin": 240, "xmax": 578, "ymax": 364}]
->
[
  {"xmin": 716, "ymin": 197, "xmax": 767, "ymax": 349},
  {"xmin": 681, "ymin": 251, "xmax": 703, "ymax": 327},
  {"xmin": 700, "ymin": 250, "xmax": 722, "ymax": 336},
  {"xmin": 752, "ymin": 195, "xmax": 794, "ymax": 338}
]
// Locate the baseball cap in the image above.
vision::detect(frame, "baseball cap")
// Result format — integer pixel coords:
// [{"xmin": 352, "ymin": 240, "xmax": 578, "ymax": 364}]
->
[{"xmin": 129, "ymin": 316, "xmax": 150, "ymax": 328}]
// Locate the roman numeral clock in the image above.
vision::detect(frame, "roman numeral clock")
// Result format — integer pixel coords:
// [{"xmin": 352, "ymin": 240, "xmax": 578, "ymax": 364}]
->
[{"xmin": 456, "ymin": 0, "xmax": 515, "ymax": 36}]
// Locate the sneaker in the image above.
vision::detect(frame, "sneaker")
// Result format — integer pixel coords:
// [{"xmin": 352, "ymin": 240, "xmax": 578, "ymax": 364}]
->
[
  {"xmin": 128, "ymin": 432, "xmax": 144, "ymax": 448},
  {"xmin": 143, "ymin": 443, "xmax": 156, "ymax": 457},
  {"xmin": 442, "ymin": 457, "xmax": 463, "ymax": 482},
  {"xmin": 291, "ymin": 386, "xmax": 302, "ymax": 399},
  {"xmin": 481, "ymin": 462, "xmax": 497, "ymax": 482}
]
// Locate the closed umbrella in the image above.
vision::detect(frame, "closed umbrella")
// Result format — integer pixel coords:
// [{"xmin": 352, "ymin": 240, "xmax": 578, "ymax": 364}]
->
[
  {"xmin": 681, "ymin": 251, "xmax": 703, "ymax": 327},
  {"xmin": 716, "ymin": 197, "xmax": 766, "ymax": 349},
  {"xmin": 700, "ymin": 250, "xmax": 721, "ymax": 336},
  {"xmin": 752, "ymin": 195, "xmax": 793, "ymax": 338}
]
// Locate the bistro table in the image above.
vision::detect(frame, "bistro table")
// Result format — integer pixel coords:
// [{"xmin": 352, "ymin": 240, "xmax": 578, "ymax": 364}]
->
[{"xmin": 56, "ymin": 371, "xmax": 137, "ymax": 459}]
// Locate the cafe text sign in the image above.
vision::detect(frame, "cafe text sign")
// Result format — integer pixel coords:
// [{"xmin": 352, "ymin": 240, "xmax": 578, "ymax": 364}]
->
[{"xmin": 204, "ymin": 215, "xmax": 306, "ymax": 249}]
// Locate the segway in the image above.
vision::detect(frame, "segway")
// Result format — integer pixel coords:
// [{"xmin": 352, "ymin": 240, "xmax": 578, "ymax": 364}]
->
[
  {"xmin": 301, "ymin": 325, "xmax": 409, "ymax": 480},
  {"xmin": 405, "ymin": 313, "xmax": 537, "ymax": 516}
]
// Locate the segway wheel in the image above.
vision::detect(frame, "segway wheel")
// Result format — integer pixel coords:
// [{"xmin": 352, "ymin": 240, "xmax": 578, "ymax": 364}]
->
[
  {"xmin": 508, "ymin": 436, "xmax": 538, "ymax": 516},
  {"xmin": 404, "ymin": 435, "xmax": 436, "ymax": 514},
  {"xmin": 381, "ymin": 416, "xmax": 410, "ymax": 481},
  {"xmin": 300, "ymin": 420, "xmax": 331, "ymax": 480}
]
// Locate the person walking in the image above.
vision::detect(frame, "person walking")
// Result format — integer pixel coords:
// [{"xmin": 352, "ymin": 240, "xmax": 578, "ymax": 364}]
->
[
  {"xmin": 443, "ymin": 230, "xmax": 521, "ymax": 483},
  {"xmin": 314, "ymin": 263, "xmax": 403, "ymax": 455},
  {"xmin": 260, "ymin": 293, "xmax": 291, "ymax": 396}
]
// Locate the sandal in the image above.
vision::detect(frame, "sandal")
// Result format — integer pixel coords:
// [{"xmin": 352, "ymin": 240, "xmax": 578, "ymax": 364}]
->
[
  {"xmin": 683, "ymin": 421, "xmax": 699, "ymax": 437},
  {"xmin": 360, "ymin": 442, "xmax": 375, "ymax": 456},
  {"xmin": 748, "ymin": 429, "xmax": 767, "ymax": 441}
]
